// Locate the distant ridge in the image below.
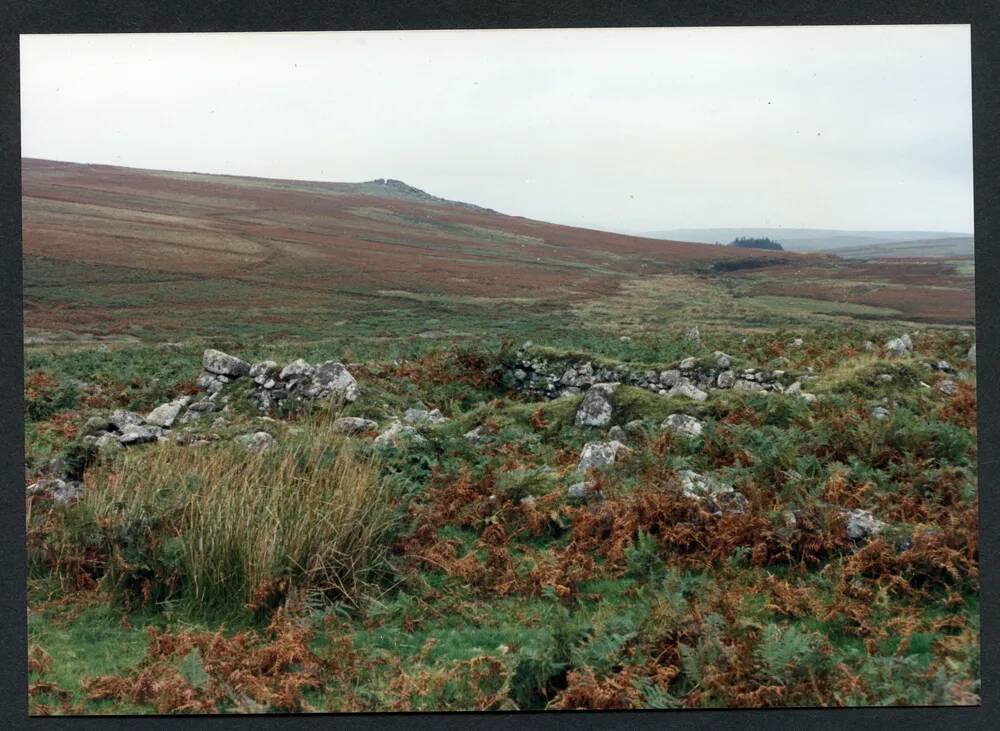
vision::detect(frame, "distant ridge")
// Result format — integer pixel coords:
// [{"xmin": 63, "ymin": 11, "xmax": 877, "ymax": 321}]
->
[{"xmin": 644, "ymin": 227, "xmax": 973, "ymax": 253}]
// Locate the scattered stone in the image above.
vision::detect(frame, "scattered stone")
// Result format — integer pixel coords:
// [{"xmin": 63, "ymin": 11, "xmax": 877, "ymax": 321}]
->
[
  {"xmin": 661, "ymin": 413, "xmax": 704, "ymax": 438},
  {"xmin": 203, "ymin": 348, "xmax": 250, "ymax": 377},
  {"xmin": 574, "ymin": 383, "xmax": 618, "ymax": 428},
  {"xmin": 679, "ymin": 357, "xmax": 697, "ymax": 370},
  {"xmin": 885, "ymin": 333, "xmax": 913, "ymax": 357},
  {"xmin": 714, "ymin": 351, "xmax": 733, "ymax": 368},
  {"xmin": 676, "ymin": 469, "xmax": 748, "ymax": 515},
  {"xmin": 685, "ymin": 325, "xmax": 700, "ymax": 342},
  {"xmin": 567, "ymin": 481, "xmax": 597, "ymax": 500},
  {"xmin": 403, "ymin": 408, "xmax": 449, "ymax": 425},
  {"xmin": 464, "ymin": 426, "xmax": 485, "ymax": 442},
  {"xmin": 934, "ymin": 360, "xmax": 954, "ymax": 372},
  {"xmin": 145, "ymin": 396, "xmax": 191, "ymax": 428},
  {"xmin": 577, "ymin": 440, "xmax": 628, "ymax": 472},
  {"xmin": 785, "ymin": 381, "xmax": 802, "ymax": 395},
  {"xmin": 871, "ymin": 406, "xmax": 890, "ymax": 420},
  {"xmin": 936, "ymin": 378, "xmax": 958, "ymax": 396},
  {"xmin": 789, "ymin": 337, "xmax": 804, "ymax": 348},
  {"xmin": 877, "ymin": 374, "xmax": 894, "ymax": 383},
  {"xmin": 863, "ymin": 340, "xmax": 875, "ymax": 351},
  {"xmin": 799, "ymin": 392, "xmax": 817, "ymax": 404},
  {"xmin": 211, "ymin": 417, "xmax": 227, "ymax": 430},
  {"xmin": 607, "ymin": 425, "xmax": 626, "ymax": 442},
  {"xmin": 619, "ymin": 336, "xmax": 631, "ymax": 342},
  {"xmin": 333, "ymin": 416, "xmax": 379, "ymax": 434},
  {"xmin": 373, "ymin": 421, "xmax": 426, "ymax": 448},
  {"xmin": 845, "ymin": 509, "xmax": 884, "ymax": 541},
  {"xmin": 27, "ymin": 478, "xmax": 85, "ymax": 505},
  {"xmin": 235, "ymin": 431, "xmax": 276, "ymax": 454},
  {"xmin": 968, "ymin": 343, "xmax": 976, "ymax": 363}
]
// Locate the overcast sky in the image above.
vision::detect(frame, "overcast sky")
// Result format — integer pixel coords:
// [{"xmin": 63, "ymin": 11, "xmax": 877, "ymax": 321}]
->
[{"xmin": 20, "ymin": 26, "xmax": 973, "ymax": 234}]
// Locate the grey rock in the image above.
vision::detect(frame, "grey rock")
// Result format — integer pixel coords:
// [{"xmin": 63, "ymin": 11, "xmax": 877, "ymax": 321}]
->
[
  {"xmin": 885, "ymin": 333, "xmax": 913, "ymax": 357},
  {"xmin": 567, "ymin": 481, "xmax": 597, "ymax": 500},
  {"xmin": 845, "ymin": 509, "xmax": 884, "ymax": 541},
  {"xmin": 607, "ymin": 425, "xmax": 626, "ymax": 442},
  {"xmin": 577, "ymin": 440, "xmax": 628, "ymax": 472},
  {"xmin": 574, "ymin": 383, "xmax": 618, "ymax": 428},
  {"xmin": 685, "ymin": 325, "xmax": 700, "ymax": 342},
  {"xmin": 676, "ymin": 469, "xmax": 748, "ymax": 514},
  {"xmin": 679, "ymin": 357, "xmax": 697, "ymax": 370},
  {"xmin": 109, "ymin": 409, "xmax": 146, "ymax": 431},
  {"xmin": 464, "ymin": 426, "xmax": 485, "ymax": 442},
  {"xmin": 28, "ymin": 478, "xmax": 85, "ymax": 505},
  {"xmin": 83, "ymin": 416, "xmax": 112, "ymax": 436},
  {"xmin": 279, "ymin": 358, "xmax": 315, "ymax": 381},
  {"xmin": 659, "ymin": 370, "xmax": 682, "ymax": 388},
  {"xmin": 145, "ymin": 396, "xmax": 191, "ymax": 428},
  {"xmin": 236, "ymin": 431, "xmax": 276, "ymax": 454},
  {"xmin": 403, "ymin": 407, "xmax": 448, "ymax": 425},
  {"xmin": 619, "ymin": 420, "xmax": 641, "ymax": 436},
  {"xmin": 251, "ymin": 361, "xmax": 279, "ymax": 386},
  {"xmin": 312, "ymin": 361, "xmax": 361, "ymax": 402},
  {"xmin": 332, "ymin": 416, "xmax": 379, "ymax": 434},
  {"xmin": 716, "ymin": 370, "xmax": 736, "ymax": 389},
  {"xmin": 968, "ymin": 343, "xmax": 976, "ymax": 363},
  {"xmin": 799, "ymin": 392, "xmax": 817, "ymax": 404},
  {"xmin": 936, "ymin": 378, "xmax": 958, "ymax": 396},
  {"xmin": 95, "ymin": 433, "xmax": 123, "ymax": 452},
  {"xmin": 513, "ymin": 369, "xmax": 527, "ymax": 381},
  {"xmin": 672, "ymin": 382, "xmax": 708, "ymax": 401},
  {"xmin": 373, "ymin": 420, "xmax": 426, "ymax": 448},
  {"xmin": 789, "ymin": 337, "xmax": 804, "ymax": 348},
  {"xmin": 117, "ymin": 424, "xmax": 159, "ymax": 446},
  {"xmin": 863, "ymin": 340, "xmax": 875, "ymax": 351},
  {"xmin": 935, "ymin": 360, "xmax": 954, "ymax": 372},
  {"xmin": 871, "ymin": 406, "xmax": 891, "ymax": 420},
  {"xmin": 785, "ymin": 381, "xmax": 802, "ymax": 395},
  {"xmin": 877, "ymin": 374, "xmax": 894, "ymax": 383},
  {"xmin": 203, "ymin": 348, "xmax": 250, "ymax": 377},
  {"xmin": 714, "ymin": 351, "xmax": 733, "ymax": 368},
  {"xmin": 661, "ymin": 413, "xmax": 704, "ymax": 438}
]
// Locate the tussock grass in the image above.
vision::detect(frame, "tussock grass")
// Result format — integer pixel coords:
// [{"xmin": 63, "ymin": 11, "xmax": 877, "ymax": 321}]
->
[{"xmin": 86, "ymin": 420, "xmax": 397, "ymax": 613}]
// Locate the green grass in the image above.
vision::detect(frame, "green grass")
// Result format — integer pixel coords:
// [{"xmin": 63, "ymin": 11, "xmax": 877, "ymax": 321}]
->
[{"xmin": 24, "ymin": 312, "xmax": 979, "ymax": 712}]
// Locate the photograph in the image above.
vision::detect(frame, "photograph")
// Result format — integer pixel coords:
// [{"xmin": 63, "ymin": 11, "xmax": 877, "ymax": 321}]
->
[{"xmin": 20, "ymin": 25, "xmax": 978, "ymax": 713}]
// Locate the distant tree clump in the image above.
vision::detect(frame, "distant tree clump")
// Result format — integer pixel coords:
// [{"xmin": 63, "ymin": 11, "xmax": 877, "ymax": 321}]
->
[{"xmin": 728, "ymin": 236, "xmax": 784, "ymax": 251}]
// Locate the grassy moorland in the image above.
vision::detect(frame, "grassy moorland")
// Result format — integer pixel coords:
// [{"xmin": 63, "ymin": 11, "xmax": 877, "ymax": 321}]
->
[{"xmin": 23, "ymin": 160, "xmax": 978, "ymax": 713}]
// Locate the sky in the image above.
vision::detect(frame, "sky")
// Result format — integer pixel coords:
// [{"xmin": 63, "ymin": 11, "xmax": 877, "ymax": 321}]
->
[{"xmin": 20, "ymin": 26, "xmax": 973, "ymax": 234}]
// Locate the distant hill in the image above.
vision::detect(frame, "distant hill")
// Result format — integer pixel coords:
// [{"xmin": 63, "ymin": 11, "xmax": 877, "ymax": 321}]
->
[
  {"xmin": 729, "ymin": 237, "xmax": 784, "ymax": 251},
  {"xmin": 820, "ymin": 236, "xmax": 974, "ymax": 260},
  {"xmin": 644, "ymin": 228, "xmax": 972, "ymax": 253}
]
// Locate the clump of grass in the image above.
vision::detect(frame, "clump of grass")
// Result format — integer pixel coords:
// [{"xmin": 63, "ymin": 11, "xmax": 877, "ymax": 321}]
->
[{"xmin": 85, "ymin": 420, "xmax": 397, "ymax": 614}]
